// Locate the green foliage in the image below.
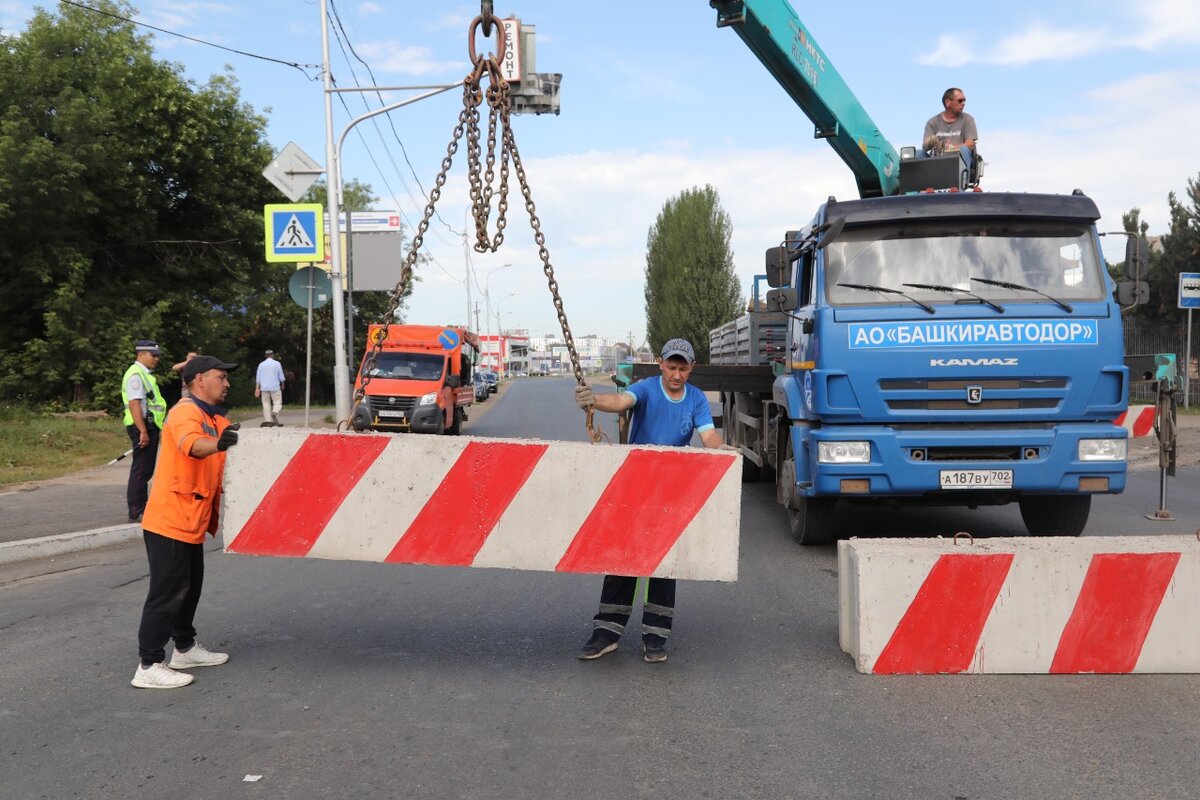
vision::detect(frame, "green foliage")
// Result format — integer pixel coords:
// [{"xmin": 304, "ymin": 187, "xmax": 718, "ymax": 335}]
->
[
  {"xmin": 0, "ymin": 1, "xmax": 276, "ymax": 408},
  {"xmin": 643, "ymin": 185, "xmax": 743, "ymax": 362},
  {"xmin": 0, "ymin": 4, "xmax": 426, "ymax": 410},
  {"xmin": 1122, "ymin": 176, "xmax": 1200, "ymax": 324}
]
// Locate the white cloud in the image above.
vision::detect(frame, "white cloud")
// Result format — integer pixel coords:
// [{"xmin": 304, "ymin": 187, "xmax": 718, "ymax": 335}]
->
[
  {"xmin": 920, "ymin": 0, "xmax": 1198, "ymax": 67},
  {"xmin": 354, "ymin": 41, "xmax": 466, "ymax": 76},
  {"xmin": 357, "ymin": 2, "xmax": 383, "ymax": 15},
  {"xmin": 920, "ymin": 23, "xmax": 1107, "ymax": 66},
  {"xmin": 978, "ymin": 69, "xmax": 1200, "ymax": 260}
]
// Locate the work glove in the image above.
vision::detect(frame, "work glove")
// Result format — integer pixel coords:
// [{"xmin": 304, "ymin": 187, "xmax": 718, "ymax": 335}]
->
[
  {"xmin": 217, "ymin": 423, "xmax": 240, "ymax": 452},
  {"xmin": 574, "ymin": 384, "xmax": 595, "ymax": 409}
]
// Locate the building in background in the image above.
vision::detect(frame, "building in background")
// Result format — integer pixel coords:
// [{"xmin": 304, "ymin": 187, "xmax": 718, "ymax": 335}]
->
[{"xmin": 479, "ymin": 329, "xmax": 530, "ymax": 378}]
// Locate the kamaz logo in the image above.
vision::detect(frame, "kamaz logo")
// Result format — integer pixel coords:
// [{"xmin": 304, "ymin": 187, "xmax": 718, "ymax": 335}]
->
[{"xmin": 930, "ymin": 357, "xmax": 1019, "ymax": 367}]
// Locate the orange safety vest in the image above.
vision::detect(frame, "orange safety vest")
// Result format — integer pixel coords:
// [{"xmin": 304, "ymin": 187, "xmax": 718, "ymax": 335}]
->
[{"xmin": 141, "ymin": 398, "xmax": 233, "ymax": 544}]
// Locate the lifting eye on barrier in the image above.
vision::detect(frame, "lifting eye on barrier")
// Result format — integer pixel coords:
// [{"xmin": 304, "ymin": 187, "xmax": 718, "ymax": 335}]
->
[{"xmin": 1023, "ymin": 447, "xmax": 1039, "ymax": 460}]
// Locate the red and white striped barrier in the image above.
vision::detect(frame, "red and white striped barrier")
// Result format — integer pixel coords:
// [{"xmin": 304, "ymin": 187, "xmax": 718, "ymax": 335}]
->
[
  {"xmin": 839, "ymin": 536, "xmax": 1200, "ymax": 673},
  {"xmin": 1115, "ymin": 404, "xmax": 1155, "ymax": 438},
  {"xmin": 220, "ymin": 429, "xmax": 741, "ymax": 581}
]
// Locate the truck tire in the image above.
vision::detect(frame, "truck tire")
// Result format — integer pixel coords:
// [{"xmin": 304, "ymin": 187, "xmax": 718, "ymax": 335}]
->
[
  {"xmin": 1018, "ymin": 495, "xmax": 1090, "ymax": 537},
  {"xmin": 351, "ymin": 405, "xmax": 372, "ymax": 432},
  {"xmin": 779, "ymin": 431, "xmax": 835, "ymax": 545},
  {"xmin": 447, "ymin": 407, "xmax": 463, "ymax": 435},
  {"xmin": 789, "ymin": 497, "xmax": 836, "ymax": 546}
]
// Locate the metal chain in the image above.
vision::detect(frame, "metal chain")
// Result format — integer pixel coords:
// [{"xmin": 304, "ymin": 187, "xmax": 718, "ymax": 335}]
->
[{"xmin": 345, "ymin": 12, "xmax": 601, "ymax": 443}]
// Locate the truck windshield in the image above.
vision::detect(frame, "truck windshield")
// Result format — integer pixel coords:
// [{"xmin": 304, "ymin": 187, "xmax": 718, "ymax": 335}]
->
[
  {"xmin": 363, "ymin": 352, "xmax": 446, "ymax": 381},
  {"xmin": 824, "ymin": 222, "xmax": 1106, "ymax": 307}
]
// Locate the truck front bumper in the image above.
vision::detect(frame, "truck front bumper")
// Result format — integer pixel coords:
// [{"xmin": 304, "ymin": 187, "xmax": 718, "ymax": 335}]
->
[{"xmin": 802, "ymin": 423, "xmax": 1127, "ymax": 499}]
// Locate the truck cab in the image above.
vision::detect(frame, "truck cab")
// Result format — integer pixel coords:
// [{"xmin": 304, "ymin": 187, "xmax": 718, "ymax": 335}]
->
[
  {"xmin": 713, "ymin": 191, "xmax": 1130, "ymax": 543},
  {"xmin": 351, "ymin": 324, "xmax": 479, "ymax": 435}
]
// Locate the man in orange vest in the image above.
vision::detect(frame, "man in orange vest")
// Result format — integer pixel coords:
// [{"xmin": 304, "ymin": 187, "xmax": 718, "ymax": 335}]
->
[{"xmin": 131, "ymin": 355, "xmax": 240, "ymax": 689}]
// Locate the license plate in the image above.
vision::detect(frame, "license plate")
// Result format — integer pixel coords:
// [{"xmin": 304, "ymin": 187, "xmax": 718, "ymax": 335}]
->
[
  {"xmin": 377, "ymin": 410, "xmax": 406, "ymax": 419},
  {"xmin": 939, "ymin": 469, "xmax": 1013, "ymax": 489}
]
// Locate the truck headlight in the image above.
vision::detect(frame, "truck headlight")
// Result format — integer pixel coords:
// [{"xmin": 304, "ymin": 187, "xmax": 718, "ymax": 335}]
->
[
  {"xmin": 818, "ymin": 441, "xmax": 871, "ymax": 464},
  {"xmin": 1078, "ymin": 438, "xmax": 1126, "ymax": 461},
  {"xmin": 418, "ymin": 392, "xmax": 439, "ymax": 406}
]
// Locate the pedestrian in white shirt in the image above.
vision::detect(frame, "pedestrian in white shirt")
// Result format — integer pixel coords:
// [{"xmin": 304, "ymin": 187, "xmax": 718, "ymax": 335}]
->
[{"xmin": 254, "ymin": 349, "xmax": 286, "ymax": 426}]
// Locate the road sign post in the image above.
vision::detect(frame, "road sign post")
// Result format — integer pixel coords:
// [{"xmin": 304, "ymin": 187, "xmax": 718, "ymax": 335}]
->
[
  {"xmin": 264, "ymin": 204, "xmax": 326, "ymax": 263},
  {"xmin": 288, "ymin": 267, "xmax": 333, "ymax": 427},
  {"xmin": 262, "ymin": 142, "xmax": 324, "ymax": 202},
  {"xmin": 1179, "ymin": 272, "xmax": 1200, "ymax": 408}
]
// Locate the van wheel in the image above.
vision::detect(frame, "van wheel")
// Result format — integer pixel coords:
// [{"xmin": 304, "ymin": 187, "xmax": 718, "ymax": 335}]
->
[
  {"xmin": 447, "ymin": 407, "xmax": 463, "ymax": 435},
  {"xmin": 1019, "ymin": 495, "xmax": 1089, "ymax": 537}
]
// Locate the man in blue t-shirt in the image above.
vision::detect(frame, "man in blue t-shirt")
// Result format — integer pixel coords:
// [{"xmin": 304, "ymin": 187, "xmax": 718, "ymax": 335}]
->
[{"xmin": 572, "ymin": 337, "xmax": 725, "ymax": 663}]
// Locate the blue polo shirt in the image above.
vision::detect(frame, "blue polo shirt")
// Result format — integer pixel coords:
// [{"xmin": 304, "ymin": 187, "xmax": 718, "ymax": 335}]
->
[{"xmin": 626, "ymin": 377, "xmax": 714, "ymax": 446}]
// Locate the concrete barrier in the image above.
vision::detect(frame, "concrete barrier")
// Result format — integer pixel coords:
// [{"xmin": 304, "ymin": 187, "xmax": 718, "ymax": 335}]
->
[
  {"xmin": 839, "ymin": 536, "xmax": 1200, "ymax": 673},
  {"xmin": 221, "ymin": 428, "xmax": 741, "ymax": 581},
  {"xmin": 1115, "ymin": 405, "xmax": 1155, "ymax": 438}
]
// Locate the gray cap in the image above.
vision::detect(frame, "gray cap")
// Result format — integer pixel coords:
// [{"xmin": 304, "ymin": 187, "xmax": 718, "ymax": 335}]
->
[
  {"xmin": 660, "ymin": 338, "xmax": 696, "ymax": 362},
  {"xmin": 265, "ymin": 349, "xmax": 274, "ymax": 356},
  {"xmin": 135, "ymin": 339, "xmax": 160, "ymax": 355}
]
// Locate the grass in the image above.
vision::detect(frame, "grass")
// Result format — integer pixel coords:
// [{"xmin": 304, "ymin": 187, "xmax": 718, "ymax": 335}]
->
[{"xmin": 0, "ymin": 405, "xmax": 130, "ymax": 488}]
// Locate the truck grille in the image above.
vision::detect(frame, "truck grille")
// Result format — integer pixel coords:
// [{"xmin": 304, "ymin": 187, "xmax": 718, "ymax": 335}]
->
[
  {"xmin": 367, "ymin": 396, "xmax": 417, "ymax": 414},
  {"xmin": 880, "ymin": 377, "xmax": 1066, "ymax": 412}
]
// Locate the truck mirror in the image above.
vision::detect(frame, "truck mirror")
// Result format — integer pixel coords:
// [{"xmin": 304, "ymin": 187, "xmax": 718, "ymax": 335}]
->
[
  {"xmin": 1124, "ymin": 236, "xmax": 1149, "ymax": 279},
  {"xmin": 765, "ymin": 246, "xmax": 790, "ymax": 288},
  {"xmin": 446, "ymin": 374, "xmax": 462, "ymax": 389},
  {"xmin": 1117, "ymin": 280, "xmax": 1149, "ymax": 307},
  {"xmin": 817, "ymin": 217, "xmax": 845, "ymax": 250},
  {"xmin": 766, "ymin": 287, "xmax": 800, "ymax": 312}
]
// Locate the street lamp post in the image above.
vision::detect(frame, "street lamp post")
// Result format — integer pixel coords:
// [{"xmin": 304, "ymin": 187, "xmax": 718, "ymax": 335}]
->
[
  {"xmin": 320, "ymin": 3, "xmax": 463, "ymax": 421},
  {"xmin": 482, "ymin": 263, "xmax": 511, "ymax": 372},
  {"xmin": 495, "ymin": 292, "xmax": 515, "ymax": 379}
]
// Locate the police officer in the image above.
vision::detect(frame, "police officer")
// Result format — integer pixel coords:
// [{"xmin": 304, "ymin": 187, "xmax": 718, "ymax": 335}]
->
[{"xmin": 122, "ymin": 339, "xmax": 166, "ymax": 522}]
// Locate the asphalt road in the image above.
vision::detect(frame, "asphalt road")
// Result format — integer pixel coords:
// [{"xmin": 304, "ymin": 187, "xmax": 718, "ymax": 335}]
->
[{"xmin": 2, "ymin": 377, "xmax": 1198, "ymax": 799}]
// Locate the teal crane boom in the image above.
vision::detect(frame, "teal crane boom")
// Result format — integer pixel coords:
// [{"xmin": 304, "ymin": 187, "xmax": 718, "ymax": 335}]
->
[{"xmin": 711, "ymin": 0, "xmax": 899, "ymax": 198}]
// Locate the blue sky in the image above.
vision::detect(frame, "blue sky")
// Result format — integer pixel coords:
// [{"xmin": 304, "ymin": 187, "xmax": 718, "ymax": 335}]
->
[{"xmin": 4, "ymin": 0, "xmax": 1199, "ymax": 343}]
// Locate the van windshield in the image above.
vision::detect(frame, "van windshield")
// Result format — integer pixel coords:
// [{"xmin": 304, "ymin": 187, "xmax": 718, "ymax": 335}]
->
[
  {"xmin": 824, "ymin": 222, "xmax": 1106, "ymax": 306},
  {"xmin": 364, "ymin": 352, "xmax": 446, "ymax": 381}
]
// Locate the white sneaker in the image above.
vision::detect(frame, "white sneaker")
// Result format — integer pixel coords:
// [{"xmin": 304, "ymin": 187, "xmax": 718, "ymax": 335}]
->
[
  {"xmin": 168, "ymin": 642, "xmax": 229, "ymax": 669},
  {"xmin": 131, "ymin": 662, "xmax": 194, "ymax": 689}
]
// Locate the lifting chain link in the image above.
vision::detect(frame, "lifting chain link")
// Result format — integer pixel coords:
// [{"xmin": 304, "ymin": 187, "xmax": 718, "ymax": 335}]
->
[{"xmin": 343, "ymin": 9, "xmax": 603, "ymax": 443}]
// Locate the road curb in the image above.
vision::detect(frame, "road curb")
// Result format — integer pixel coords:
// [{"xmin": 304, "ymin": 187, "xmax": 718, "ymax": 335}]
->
[{"xmin": 0, "ymin": 523, "xmax": 141, "ymax": 566}]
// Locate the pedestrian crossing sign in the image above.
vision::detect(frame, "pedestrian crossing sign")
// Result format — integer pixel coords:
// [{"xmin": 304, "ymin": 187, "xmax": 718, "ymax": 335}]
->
[{"xmin": 264, "ymin": 204, "xmax": 325, "ymax": 262}]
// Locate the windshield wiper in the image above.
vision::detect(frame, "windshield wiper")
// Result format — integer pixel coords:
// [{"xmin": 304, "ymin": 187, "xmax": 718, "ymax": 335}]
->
[
  {"xmin": 837, "ymin": 283, "xmax": 936, "ymax": 314},
  {"xmin": 902, "ymin": 283, "xmax": 1005, "ymax": 313},
  {"xmin": 970, "ymin": 277, "xmax": 1072, "ymax": 312}
]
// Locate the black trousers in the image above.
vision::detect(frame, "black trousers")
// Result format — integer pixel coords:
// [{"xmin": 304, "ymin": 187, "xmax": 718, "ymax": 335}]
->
[
  {"xmin": 125, "ymin": 423, "xmax": 159, "ymax": 518},
  {"xmin": 592, "ymin": 574, "xmax": 676, "ymax": 642},
  {"xmin": 137, "ymin": 530, "xmax": 204, "ymax": 666}
]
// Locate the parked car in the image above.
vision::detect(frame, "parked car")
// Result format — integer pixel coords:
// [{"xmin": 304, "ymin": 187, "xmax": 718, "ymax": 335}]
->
[
  {"xmin": 480, "ymin": 371, "xmax": 498, "ymax": 394},
  {"xmin": 473, "ymin": 373, "xmax": 489, "ymax": 402}
]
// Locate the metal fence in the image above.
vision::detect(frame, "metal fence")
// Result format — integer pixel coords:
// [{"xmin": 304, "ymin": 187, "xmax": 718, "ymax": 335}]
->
[{"xmin": 1123, "ymin": 320, "xmax": 1198, "ymax": 405}]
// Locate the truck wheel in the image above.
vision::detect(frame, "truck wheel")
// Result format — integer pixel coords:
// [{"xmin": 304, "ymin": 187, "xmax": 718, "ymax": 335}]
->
[
  {"xmin": 1018, "ymin": 495, "xmax": 1090, "ymax": 537},
  {"xmin": 351, "ymin": 405, "xmax": 372, "ymax": 432},
  {"xmin": 447, "ymin": 407, "xmax": 463, "ymax": 435},
  {"xmin": 788, "ymin": 496, "xmax": 836, "ymax": 545}
]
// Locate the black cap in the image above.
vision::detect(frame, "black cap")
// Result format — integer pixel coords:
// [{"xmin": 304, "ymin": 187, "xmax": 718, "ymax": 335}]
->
[
  {"xmin": 135, "ymin": 339, "xmax": 161, "ymax": 356},
  {"xmin": 182, "ymin": 355, "xmax": 238, "ymax": 383}
]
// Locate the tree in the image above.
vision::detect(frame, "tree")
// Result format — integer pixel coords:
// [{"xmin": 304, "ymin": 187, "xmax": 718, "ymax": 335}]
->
[
  {"xmin": 0, "ymin": 1, "xmax": 276, "ymax": 408},
  {"xmin": 643, "ymin": 185, "xmax": 743, "ymax": 361}
]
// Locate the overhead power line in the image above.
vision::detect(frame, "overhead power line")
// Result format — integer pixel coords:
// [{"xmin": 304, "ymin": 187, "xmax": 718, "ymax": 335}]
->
[{"xmin": 60, "ymin": 0, "xmax": 320, "ymax": 79}]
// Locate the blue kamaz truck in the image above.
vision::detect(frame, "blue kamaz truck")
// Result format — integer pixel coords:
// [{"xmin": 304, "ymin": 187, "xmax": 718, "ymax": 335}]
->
[
  {"xmin": 681, "ymin": 1, "xmax": 1139, "ymax": 542},
  {"xmin": 706, "ymin": 190, "xmax": 1131, "ymax": 543}
]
